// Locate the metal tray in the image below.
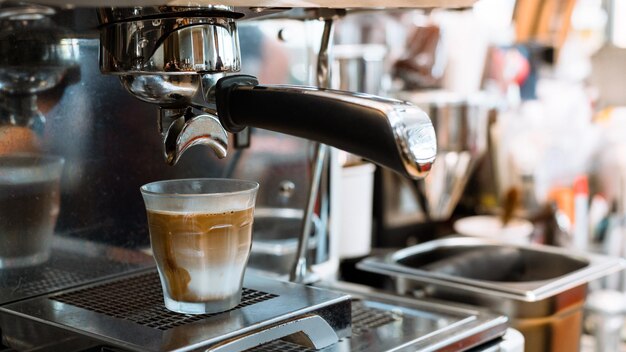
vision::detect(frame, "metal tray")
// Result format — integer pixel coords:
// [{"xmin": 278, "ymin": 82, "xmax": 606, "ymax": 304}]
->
[
  {"xmin": 0, "ymin": 270, "xmax": 351, "ymax": 351},
  {"xmin": 312, "ymin": 280, "xmax": 510, "ymax": 352},
  {"xmin": 357, "ymin": 237, "xmax": 626, "ymax": 302}
]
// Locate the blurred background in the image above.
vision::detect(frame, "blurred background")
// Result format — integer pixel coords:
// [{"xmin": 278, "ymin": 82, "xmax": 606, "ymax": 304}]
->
[{"xmin": 329, "ymin": 1, "xmax": 626, "ymax": 349}]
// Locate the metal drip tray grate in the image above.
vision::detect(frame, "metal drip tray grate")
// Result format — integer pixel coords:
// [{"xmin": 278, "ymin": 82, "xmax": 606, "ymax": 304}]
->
[
  {"xmin": 1, "ymin": 237, "xmax": 154, "ymax": 305},
  {"xmin": 350, "ymin": 300, "xmax": 400, "ymax": 336},
  {"xmin": 245, "ymin": 300, "xmax": 401, "ymax": 351},
  {"xmin": 51, "ymin": 272, "xmax": 278, "ymax": 330},
  {"xmin": 3, "ymin": 273, "xmax": 351, "ymax": 352},
  {"xmin": 7, "ymin": 267, "xmax": 88, "ymax": 296}
]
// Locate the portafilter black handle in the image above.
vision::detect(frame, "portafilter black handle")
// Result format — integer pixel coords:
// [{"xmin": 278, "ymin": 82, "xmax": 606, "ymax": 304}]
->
[{"xmin": 215, "ymin": 75, "xmax": 436, "ymax": 179}]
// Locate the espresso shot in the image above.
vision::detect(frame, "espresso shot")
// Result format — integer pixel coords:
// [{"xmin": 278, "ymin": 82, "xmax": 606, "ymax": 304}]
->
[
  {"xmin": 147, "ymin": 208, "xmax": 254, "ymax": 302},
  {"xmin": 141, "ymin": 178, "xmax": 259, "ymax": 315}
]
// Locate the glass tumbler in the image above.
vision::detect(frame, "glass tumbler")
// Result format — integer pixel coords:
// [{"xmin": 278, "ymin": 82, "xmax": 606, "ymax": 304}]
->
[
  {"xmin": 0, "ymin": 154, "xmax": 64, "ymax": 268},
  {"xmin": 141, "ymin": 178, "xmax": 259, "ymax": 314}
]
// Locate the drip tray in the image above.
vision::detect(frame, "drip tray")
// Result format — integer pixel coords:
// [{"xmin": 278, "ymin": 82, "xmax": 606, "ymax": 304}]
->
[
  {"xmin": 0, "ymin": 271, "xmax": 509, "ymax": 352},
  {"xmin": 246, "ymin": 300, "xmax": 403, "ymax": 352},
  {"xmin": 308, "ymin": 281, "xmax": 509, "ymax": 352},
  {"xmin": 0, "ymin": 270, "xmax": 351, "ymax": 351},
  {"xmin": 246, "ymin": 296, "xmax": 509, "ymax": 352}
]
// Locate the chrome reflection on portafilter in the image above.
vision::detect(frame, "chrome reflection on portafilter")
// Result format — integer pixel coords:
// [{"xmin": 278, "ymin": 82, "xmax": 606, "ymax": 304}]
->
[
  {"xmin": 98, "ymin": 6, "xmax": 436, "ymax": 179},
  {"xmin": 0, "ymin": 2, "xmax": 78, "ymax": 132},
  {"xmin": 98, "ymin": 6, "xmax": 238, "ymax": 165}
]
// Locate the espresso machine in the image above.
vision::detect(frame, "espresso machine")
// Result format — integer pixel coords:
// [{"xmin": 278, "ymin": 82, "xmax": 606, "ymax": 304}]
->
[{"xmin": 0, "ymin": 1, "xmax": 523, "ymax": 351}]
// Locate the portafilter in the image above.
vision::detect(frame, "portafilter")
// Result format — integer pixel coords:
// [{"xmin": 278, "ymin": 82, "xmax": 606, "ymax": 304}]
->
[{"xmin": 98, "ymin": 6, "xmax": 436, "ymax": 179}]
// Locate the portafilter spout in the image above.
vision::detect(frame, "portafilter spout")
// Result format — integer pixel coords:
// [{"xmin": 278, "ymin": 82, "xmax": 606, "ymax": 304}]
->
[{"xmin": 159, "ymin": 107, "xmax": 228, "ymax": 166}]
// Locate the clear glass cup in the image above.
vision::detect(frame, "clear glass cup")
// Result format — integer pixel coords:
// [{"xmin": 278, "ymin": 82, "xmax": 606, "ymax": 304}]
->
[
  {"xmin": 0, "ymin": 154, "xmax": 64, "ymax": 268},
  {"xmin": 140, "ymin": 178, "xmax": 259, "ymax": 315}
]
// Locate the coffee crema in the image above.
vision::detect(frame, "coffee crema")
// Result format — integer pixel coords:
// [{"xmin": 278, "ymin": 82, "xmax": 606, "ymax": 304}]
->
[{"xmin": 147, "ymin": 207, "xmax": 254, "ymax": 302}]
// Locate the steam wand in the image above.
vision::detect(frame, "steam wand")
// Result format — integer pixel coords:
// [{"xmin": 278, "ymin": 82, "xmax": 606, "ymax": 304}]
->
[{"xmin": 290, "ymin": 18, "xmax": 334, "ymax": 284}]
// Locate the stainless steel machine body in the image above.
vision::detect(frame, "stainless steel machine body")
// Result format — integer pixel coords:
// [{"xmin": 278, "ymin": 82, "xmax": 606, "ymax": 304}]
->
[{"xmin": 0, "ymin": 268, "xmax": 514, "ymax": 351}]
